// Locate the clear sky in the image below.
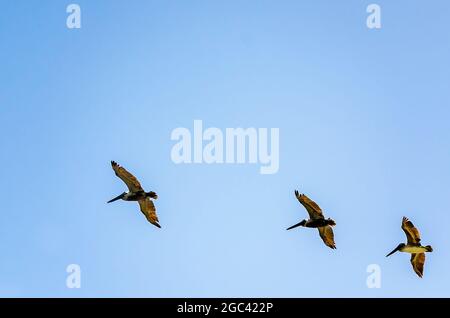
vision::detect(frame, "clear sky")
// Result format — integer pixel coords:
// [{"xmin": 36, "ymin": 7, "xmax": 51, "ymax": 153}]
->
[{"xmin": 0, "ymin": 0, "xmax": 449, "ymax": 297}]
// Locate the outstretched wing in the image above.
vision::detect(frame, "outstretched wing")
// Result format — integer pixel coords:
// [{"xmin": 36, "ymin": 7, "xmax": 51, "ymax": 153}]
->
[
  {"xmin": 410, "ymin": 253, "xmax": 425, "ymax": 278},
  {"xmin": 402, "ymin": 217, "xmax": 421, "ymax": 245},
  {"xmin": 138, "ymin": 198, "xmax": 161, "ymax": 228},
  {"xmin": 318, "ymin": 226, "xmax": 336, "ymax": 249},
  {"xmin": 295, "ymin": 190, "xmax": 324, "ymax": 220},
  {"xmin": 111, "ymin": 161, "xmax": 143, "ymax": 193}
]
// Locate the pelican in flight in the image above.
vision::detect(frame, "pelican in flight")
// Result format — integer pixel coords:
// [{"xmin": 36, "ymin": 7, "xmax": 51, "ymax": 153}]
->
[
  {"xmin": 287, "ymin": 190, "xmax": 337, "ymax": 249},
  {"xmin": 386, "ymin": 217, "xmax": 433, "ymax": 278},
  {"xmin": 108, "ymin": 161, "xmax": 161, "ymax": 228}
]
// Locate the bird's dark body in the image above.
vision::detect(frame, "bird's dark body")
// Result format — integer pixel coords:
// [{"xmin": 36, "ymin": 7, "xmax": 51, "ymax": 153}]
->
[
  {"xmin": 124, "ymin": 191, "xmax": 146, "ymax": 201},
  {"xmin": 123, "ymin": 191, "xmax": 158, "ymax": 202},
  {"xmin": 304, "ymin": 219, "xmax": 332, "ymax": 228}
]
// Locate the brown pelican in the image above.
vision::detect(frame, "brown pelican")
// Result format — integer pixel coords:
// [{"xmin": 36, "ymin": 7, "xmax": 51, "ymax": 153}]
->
[
  {"xmin": 108, "ymin": 161, "xmax": 161, "ymax": 228},
  {"xmin": 386, "ymin": 217, "xmax": 433, "ymax": 278},
  {"xmin": 287, "ymin": 190, "xmax": 336, "ymax": 249}
]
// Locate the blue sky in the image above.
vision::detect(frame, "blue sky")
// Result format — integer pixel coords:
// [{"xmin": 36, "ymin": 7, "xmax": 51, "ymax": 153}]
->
[{"xmin": 0, "ymin": 0, "xmax": 449, "ymax": 297}]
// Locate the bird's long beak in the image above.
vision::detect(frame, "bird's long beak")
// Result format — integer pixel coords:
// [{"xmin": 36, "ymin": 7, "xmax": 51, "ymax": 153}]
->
[
  {"xmin": 286, "ymin": 220, "xmax": 305, "ymax": 231},
  {"xmin": 386, "ymin": 245, "xmax": 401, "ymax": 257},
  {"xmin": 107, "ymin": 192, "xmax": 125, "ymax": 203}
]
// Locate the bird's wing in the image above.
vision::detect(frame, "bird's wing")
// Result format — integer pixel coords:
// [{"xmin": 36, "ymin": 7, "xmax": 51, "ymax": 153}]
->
[
  {"xmin": 401, "ymin": 217, "xmax": 421, "ymax": 245},
  {"xmin": 138, "ymin": 198, "xmax": 160, "ymax": 228},
  {"xmin": 318, "ymin": 226, "xmax": 336, "ymax": 249},
  {"xmin": 111, "ymin": 161, "xmax": 143, "ymax": 192},
  {"xmin": 295, "ymin": 190, "xmax": 324, "ymax": 220},
  {"xmin": 410, "ymin": 253, "xmax": 425, "ymax": 278}
]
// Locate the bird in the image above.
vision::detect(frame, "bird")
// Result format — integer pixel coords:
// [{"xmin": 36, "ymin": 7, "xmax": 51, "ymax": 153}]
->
[
  {"xmin": 386, "ymin": 217, "xmax": 433, "ymax": 278},
  {"xmin": 107, "ymin": 161, "xmax": 161, "ymax": 228},
  {"xmin": 287, "ymin": 190, "xmax": 337, "ymax": 249}
]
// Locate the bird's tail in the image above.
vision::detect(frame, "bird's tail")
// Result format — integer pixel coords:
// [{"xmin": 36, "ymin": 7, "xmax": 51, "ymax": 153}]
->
[{"xmin": 147, "ymin": 191, "xmax": 158, "ymax": 199}]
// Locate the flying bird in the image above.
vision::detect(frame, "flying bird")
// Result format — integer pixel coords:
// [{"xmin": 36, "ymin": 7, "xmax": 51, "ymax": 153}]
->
[
  {"xmin": 108, "ymin": 161, "xmax": 161, "ymax": 228},
  {"xmin": 287, "ymin": 190, "xmax": 337, "ymax": 249},
  {"xmin": 386, "ymin": 217, "xmax": 433, "ymax": 278}
]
